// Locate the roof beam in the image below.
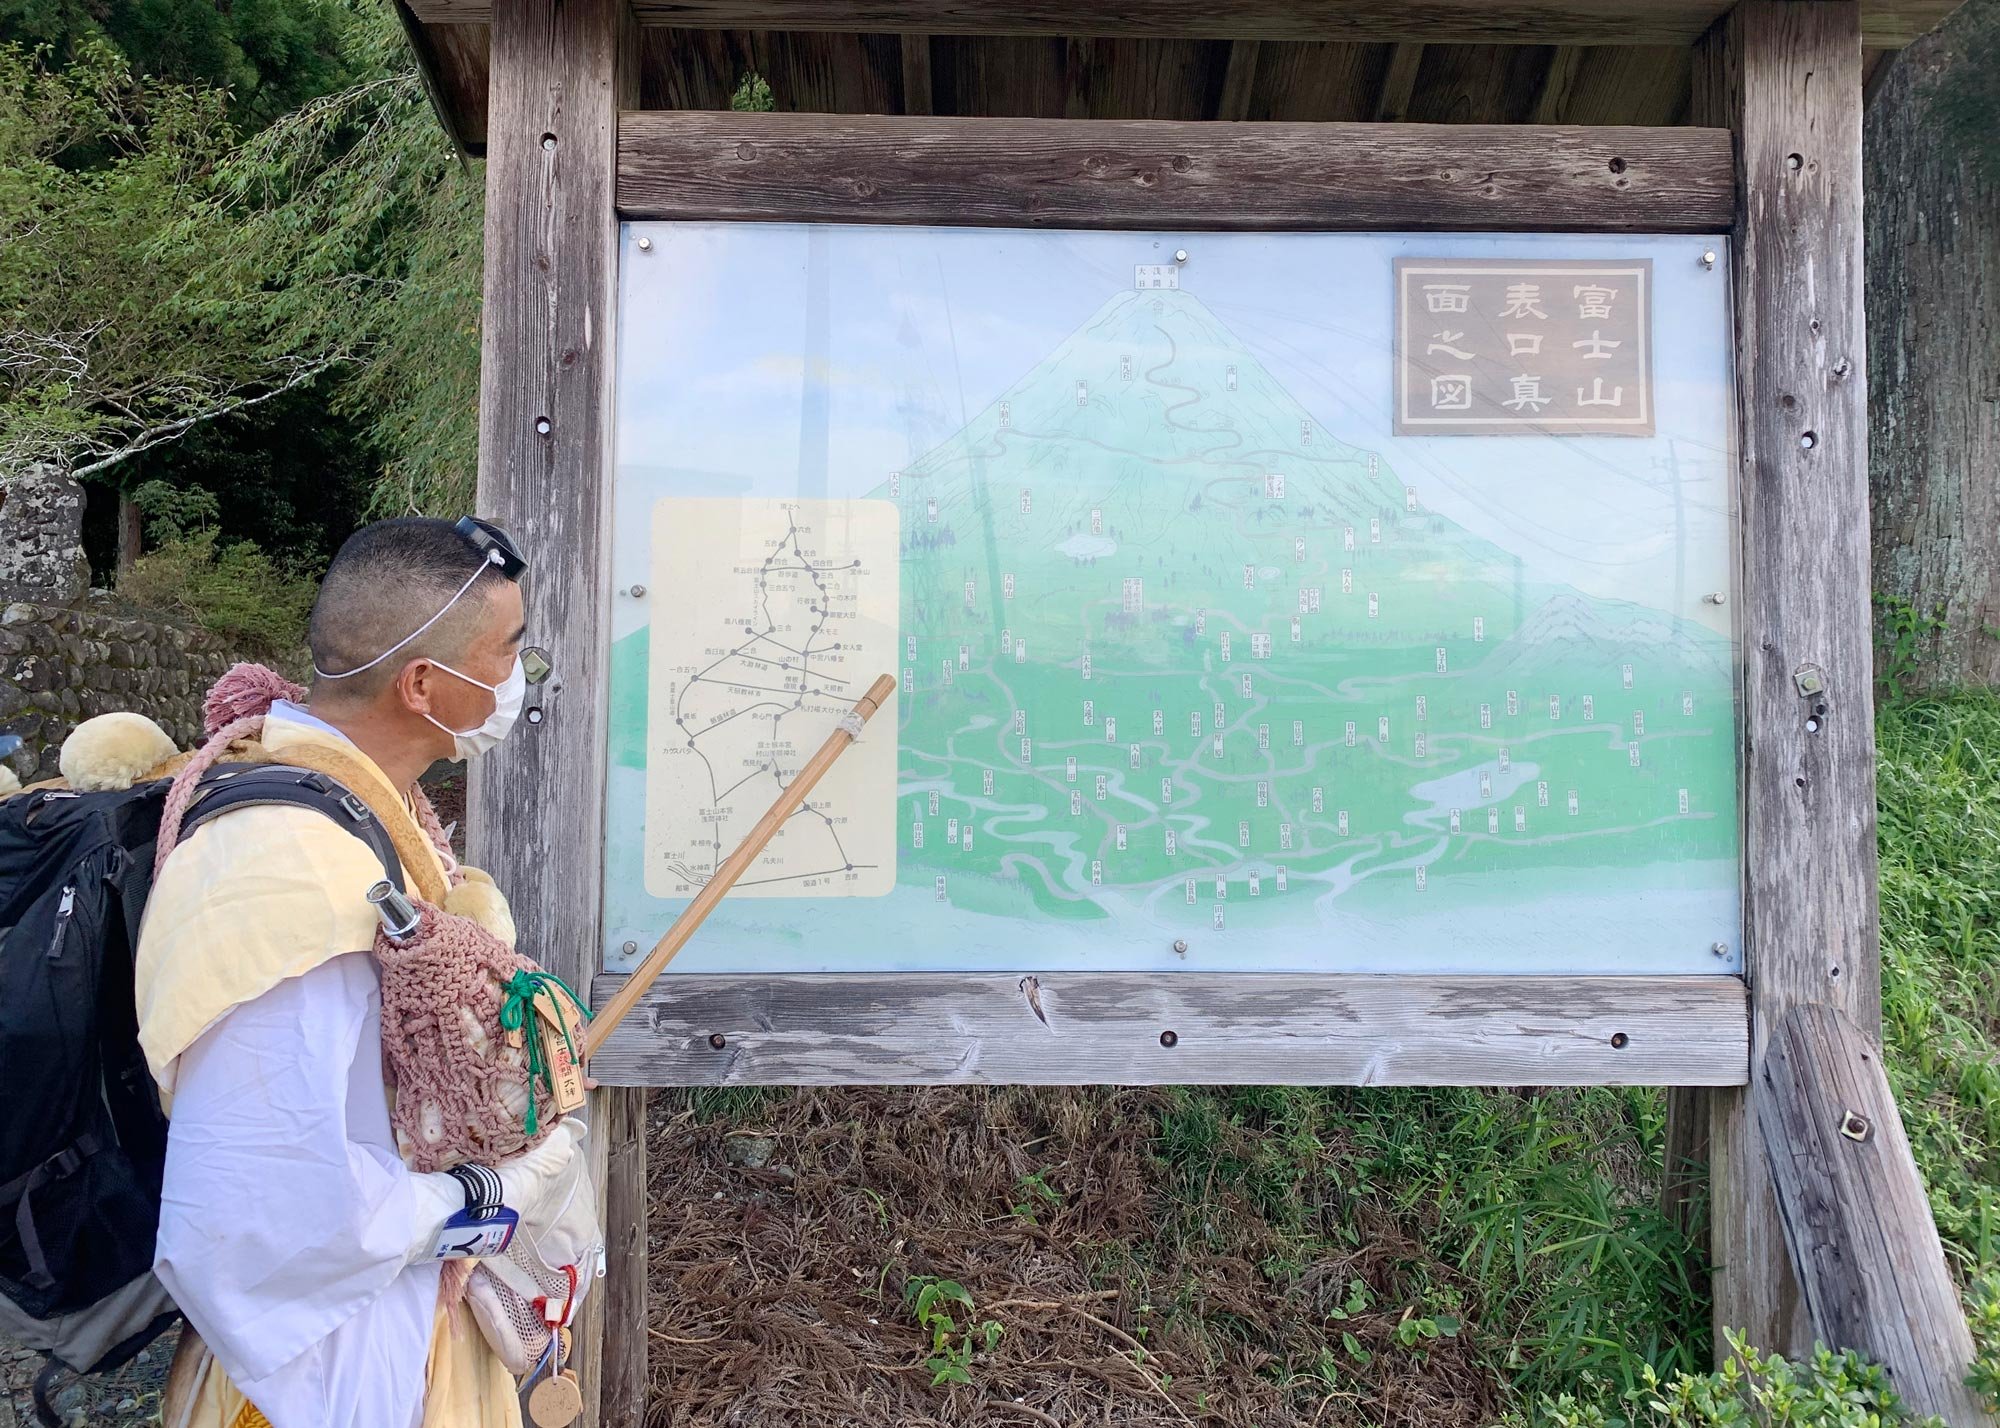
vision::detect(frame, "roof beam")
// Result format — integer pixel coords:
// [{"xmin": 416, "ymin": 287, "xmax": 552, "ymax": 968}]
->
[
  {"xmin": 617, "ymin": 110, "xmax": 1735, "ymax": 231},
  {"xmin": 404, "ymin": 0, "xmax": 1961, "ymax": 51}
]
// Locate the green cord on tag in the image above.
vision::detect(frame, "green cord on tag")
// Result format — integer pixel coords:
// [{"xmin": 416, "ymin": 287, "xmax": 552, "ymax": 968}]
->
[{"xmin": 497, "ymin": 969, "xmax": 593, "ymax": 1136}]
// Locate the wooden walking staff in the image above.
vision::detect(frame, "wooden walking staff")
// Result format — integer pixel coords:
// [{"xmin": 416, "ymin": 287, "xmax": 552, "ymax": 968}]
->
[{"xmin": 583, "ymin": 672, "xmax": 897, "ymax": 1059}]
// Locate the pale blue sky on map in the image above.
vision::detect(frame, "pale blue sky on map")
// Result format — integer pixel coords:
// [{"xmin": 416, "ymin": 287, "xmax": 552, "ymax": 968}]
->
[{"xmin": 609, "ymin": 224, "xmax": 1735, "ymax": 644}]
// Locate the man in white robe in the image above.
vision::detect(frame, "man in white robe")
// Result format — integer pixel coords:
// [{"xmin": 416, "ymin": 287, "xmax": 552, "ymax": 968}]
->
[{"xmin": 138, "ymin": 518, "xmax": 583, "ymax": 1428}]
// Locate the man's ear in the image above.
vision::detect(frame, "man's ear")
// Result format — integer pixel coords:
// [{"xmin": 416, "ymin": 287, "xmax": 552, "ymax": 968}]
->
[{"xmin": 394, "ymin": 658, "xmax": 438, "ymax": 717}]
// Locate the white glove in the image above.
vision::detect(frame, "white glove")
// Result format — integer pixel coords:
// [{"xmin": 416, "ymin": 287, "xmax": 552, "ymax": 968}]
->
[
  {"xmin": 404, "ymin": 1117, "xmax": 588, "ymax": 1265},
  {"xmin": 497, "ymin": 1117, "xmax": 588, "ymax": 1225}
]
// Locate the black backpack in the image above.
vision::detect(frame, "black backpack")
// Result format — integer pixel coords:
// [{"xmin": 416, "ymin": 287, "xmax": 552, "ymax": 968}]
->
[{"xmin": 0, "ymin": 762, "xmax": 403, "ymax": 1423}]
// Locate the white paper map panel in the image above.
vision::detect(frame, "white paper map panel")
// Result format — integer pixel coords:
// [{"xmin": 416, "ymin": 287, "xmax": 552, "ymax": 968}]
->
[
  {"xmin": 644, "ymin": 497, "xmax": 898, "ymax": 899},
  {"xmin": 604, "ymin": 226, "xmax": 1742, "ymax": 977}
]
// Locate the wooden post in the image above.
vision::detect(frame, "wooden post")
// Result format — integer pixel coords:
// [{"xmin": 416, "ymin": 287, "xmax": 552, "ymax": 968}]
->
[
  {"xmin": 1757, "ymin": 1006, "xmax": 1995, "ymax": 1425},
  {"xmin": 1687, "ymin": 0, "xmax": 1881, "ymax": 1361},
  {"xmin": 472, "ymin": 0, "xmax": 643, "ymax": 1420}
]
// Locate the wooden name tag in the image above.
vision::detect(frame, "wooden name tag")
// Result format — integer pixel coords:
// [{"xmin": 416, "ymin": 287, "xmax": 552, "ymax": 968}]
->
[{"xmin": 534, "ymin": 995, "xmax": 587, "ymax": 1114}]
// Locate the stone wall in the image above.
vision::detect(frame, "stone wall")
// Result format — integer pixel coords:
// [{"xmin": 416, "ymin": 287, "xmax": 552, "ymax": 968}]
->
[{"xmin": 0, "ymin": 594, "xmax": 238, "ymax": 781}]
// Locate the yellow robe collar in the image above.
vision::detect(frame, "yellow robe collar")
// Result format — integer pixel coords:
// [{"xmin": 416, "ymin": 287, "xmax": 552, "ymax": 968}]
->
[{"xmin": 136, "ymin": 706, "xmax": 447, "ymax": 1099}]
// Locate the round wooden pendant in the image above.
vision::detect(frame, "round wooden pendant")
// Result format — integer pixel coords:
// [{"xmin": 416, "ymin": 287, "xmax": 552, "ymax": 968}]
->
[
  {"xmin": 559, "ymin": 1326, "xmax": 573, "ymax": 1361},
  {"xmin": 528, "ymin": 1371, "xmax": 585, "ymax": 1427}
]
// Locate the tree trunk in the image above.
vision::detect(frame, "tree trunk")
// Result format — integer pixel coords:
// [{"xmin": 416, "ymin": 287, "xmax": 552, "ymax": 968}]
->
[
  {"xmin": 1866, "ymin": 0, "xmax": 2000, "ymax": 690},
  {"xmin": 117, "ymin": 491, "xmax": 144, "ymax": 576}
]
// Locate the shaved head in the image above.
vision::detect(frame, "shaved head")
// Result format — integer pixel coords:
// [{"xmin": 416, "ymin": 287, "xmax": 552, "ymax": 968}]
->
[{"xmin": 309, "ymin": 518, "xmax": 515, "ymax": 702}]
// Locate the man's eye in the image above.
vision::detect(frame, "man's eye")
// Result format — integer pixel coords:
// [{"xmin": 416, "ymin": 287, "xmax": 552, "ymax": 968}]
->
[{"xmin": 521, "ymin": 647, "xmax": 553, "ymax": 685}]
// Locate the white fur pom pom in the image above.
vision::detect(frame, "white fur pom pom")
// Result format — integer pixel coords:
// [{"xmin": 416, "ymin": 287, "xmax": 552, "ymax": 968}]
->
[
  {"xmin": 59, "ymin": 712, "xmax": 180, "ymax": 792},
  {"xmin": 0, "ymin": 766, "xmax": 19, "ymax": 798},
  {"xmin": 445, "ymin": 871, "xmax": 518, "ymax": 948}
]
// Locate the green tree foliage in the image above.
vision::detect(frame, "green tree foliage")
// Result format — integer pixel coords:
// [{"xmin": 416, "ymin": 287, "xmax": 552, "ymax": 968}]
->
[
  {"xmin": 0, "ymin": 0, "xmax": 352, "ymax": 131},
  {"xmin": 1, "ymin": 3, "xmax": 481, "ymax": 542},
  {"xmin": 173, "ymin": 6, "xmax": 483, "ymax": 514},
  {"xmin": 0, "ymin": 39, "xmax": 340, "ymax": 487}
]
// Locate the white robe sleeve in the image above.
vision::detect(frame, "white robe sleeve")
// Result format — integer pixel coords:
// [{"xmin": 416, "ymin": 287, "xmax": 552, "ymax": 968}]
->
[{"xmin": 154, "ymin": 952, "xmax": 459, "ymax": 1428}]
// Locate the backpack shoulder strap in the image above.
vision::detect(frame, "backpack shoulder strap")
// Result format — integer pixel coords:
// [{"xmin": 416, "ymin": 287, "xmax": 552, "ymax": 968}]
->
[
  {"xmin": 181, "ymin": 764, "xmax": 406, "ymax": 896},
  {"xmin": 261, "ymin": 745, "xmax": 451, "ymax": 905}
]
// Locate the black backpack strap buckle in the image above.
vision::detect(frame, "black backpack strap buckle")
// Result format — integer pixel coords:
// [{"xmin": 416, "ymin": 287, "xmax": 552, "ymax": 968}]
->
[{"xmin": 183, "ymin": 764, "xmax": 404, "ymax": 895}]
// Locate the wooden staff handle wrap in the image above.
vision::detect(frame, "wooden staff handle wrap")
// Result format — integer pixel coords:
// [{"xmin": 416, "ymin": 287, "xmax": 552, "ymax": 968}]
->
[{"xmin": 584, "ymin": 673, "xmax": 896, "ymax": 1058}]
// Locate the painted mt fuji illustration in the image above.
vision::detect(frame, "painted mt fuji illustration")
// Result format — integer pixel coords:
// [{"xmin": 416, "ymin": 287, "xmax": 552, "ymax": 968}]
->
[{"xmin": 614, "ymin": 282, "xmax": 1738, "ymax": 929}]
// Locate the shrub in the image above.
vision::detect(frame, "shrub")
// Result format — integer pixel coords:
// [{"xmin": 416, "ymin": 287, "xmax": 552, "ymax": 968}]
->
[
  {"xmin": 1524, "ymin": 1334, "xmax": 1935, "ymax": 1426},
  {"xmin": 119, "ymin": 527, "xmax": 315, "ymax": 661}
]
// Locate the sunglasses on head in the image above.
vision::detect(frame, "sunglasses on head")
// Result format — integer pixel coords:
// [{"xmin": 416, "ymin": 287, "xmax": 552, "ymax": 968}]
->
[{"xmin": 457, "ymin": 516, "xmax": 527, "ymax": 579}]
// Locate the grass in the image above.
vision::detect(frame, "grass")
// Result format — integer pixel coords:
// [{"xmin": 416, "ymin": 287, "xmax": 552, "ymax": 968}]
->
[{"xmin": 644, "ymin": 690, "xmax": 2000, "ymax": 1426}]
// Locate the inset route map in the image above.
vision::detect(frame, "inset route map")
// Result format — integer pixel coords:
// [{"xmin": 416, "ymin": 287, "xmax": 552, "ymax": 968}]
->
[
  {"xmin": 605, "ymin": 226, "xmax": 1742, "ymax": 977},
  {"xmin": 644, "ymin": 498, "xmax": 897, "ymax": 898}
]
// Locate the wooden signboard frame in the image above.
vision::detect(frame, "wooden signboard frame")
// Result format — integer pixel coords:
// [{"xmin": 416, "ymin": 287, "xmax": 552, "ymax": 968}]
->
[
  {"xmin": 465, "ymin": 2, "xmax": 1886, "ymax": 1421},
  {"xmin": 593, "ymin": 116, "xmax": 1753, "ymax": 1092}
]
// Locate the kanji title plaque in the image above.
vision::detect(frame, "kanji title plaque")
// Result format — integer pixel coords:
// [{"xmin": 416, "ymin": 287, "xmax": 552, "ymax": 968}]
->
[{"xmin": 1394, "ymin": 258, "xmax": 1653, "ymax": 436}]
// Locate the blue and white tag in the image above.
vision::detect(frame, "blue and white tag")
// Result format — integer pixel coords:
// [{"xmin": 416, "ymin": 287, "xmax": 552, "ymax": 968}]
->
[{"xmin": 431, "ymin": 1206, "xmax": 518, "ymax": 1260}]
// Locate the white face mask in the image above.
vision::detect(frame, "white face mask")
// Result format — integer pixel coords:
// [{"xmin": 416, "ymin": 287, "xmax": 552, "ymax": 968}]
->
[{"xmin": 424, "ymin": 655, "xmax": 526, "ymax": 759}]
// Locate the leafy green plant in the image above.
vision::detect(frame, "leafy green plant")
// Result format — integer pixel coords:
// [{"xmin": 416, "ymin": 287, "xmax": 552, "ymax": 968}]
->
[
  {"xmin": 729, "ymin": 72, "xmax": 774, "ymax": 112},
  {"xmin": 905, "ymin": 1276, "xmax": 1002, "ymax": 1387},
  {"xmin": 1521, "ymin": 1333, "xmax": 1937, "ymax": 1427},
  {"xmin": 1969, "ymin": 1273, "xmax": 2000, "ymax": 1410},
  {"xmin": 1875, "ymin": 592, "xmax": 1950, "ymax": 697},
  {"xmin": 1009, "ymin": 1169, "xmax": 1059, "ymax": 1222}
]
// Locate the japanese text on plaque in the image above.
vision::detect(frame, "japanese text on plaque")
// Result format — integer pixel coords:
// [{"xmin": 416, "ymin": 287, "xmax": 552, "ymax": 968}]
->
[{"xmin": 1394, "ymin": 259, "xmax": 1653, "ymax": 436}]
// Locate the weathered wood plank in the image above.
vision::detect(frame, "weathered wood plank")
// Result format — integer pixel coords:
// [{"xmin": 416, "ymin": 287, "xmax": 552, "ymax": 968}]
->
[
  {"xmin": 587, "ymin": 974, "xmax": 1749, "ymax": 1087},
  {"xmin": 472, "ymin": 0, "xmax": 637, "ymax": 1420},
  {"xmin": 405, "ymin": 0, "xmax": 1965, "ymax": 50},
  {"xmin": 597, "ymin": 1086, "xmax": 651, "ymax": 1427},
  {"xmin": 1372, "ymin": 41, "xmax": 1423, "ymax": 120},
  {"xmin": 616, "ymin": 111, "xmax": 1735, "ymax": 230},
  {"xmin": 901, "ymin": 31, "xmax": 933, "ymax": 113},
  {"xmin": 1662, "ymin": 1084, "xmax": 1712, "ymax": 1240},
  {"xmin": 1692, "ymin": 0, "xmax": 1879, "ymax": 1363},
  {"xmin": 1250, "ymin": 40, "xmax": 1380, "ymax": 121},
  {"xmin": 1757, "ymin": 1005, "xmax": 1994, "ymax": 1425},
  {"xmin": 1214, "ymin": 39, "xmax": 1259, "ymax": 120},
  {"xmin": 1529, "ymin": 44, "xmax": 1583, "ymax": 124}
]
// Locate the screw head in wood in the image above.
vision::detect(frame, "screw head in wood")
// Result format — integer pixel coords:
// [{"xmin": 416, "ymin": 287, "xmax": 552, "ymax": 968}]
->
[
  {"xmin": 623, "ymin": 940, "xmax": 638, "ymax": 955},
  {"xmin": 628, "ymin": 584, "xmax": 647, "ymax": 597},
  {"xmin": 534, "ymin": 416, "xmax": 552, "ymax": 436},
  {"xmin": 525, "ymin": 707, "xmax": 544, "ymax": 725},
  {"xmin": 1701, "ymin": 250, "xmax": 1717, "ymax": 269},
  {"xmin": 637, "ymin": 235, "xmax": 653, "ymax": 251},
  {"xmin": 708, "ymin": 1032, "xmax": 727, "ymax": 1050},
  {"xmin": 1712, "ymin": 941, "xmax": 1729, "ymax": 957},
  {"xmin": 1174, "ymin": 249, "xmax": 1189, "ymax": 264},
  {"xmin": 1704, "ymin": 592, "xmax": 1727, "ymax": 605},
  {"xmin": 1172, "ymin": 939, "xmax": 1188, "ymax": 954},
  {"xmin": 1840, "ymin": 1111, "xmax": 1872, "ymax": 1143},
  {"xmin": 1159, "ymin": 1030, "xmax": 1178, "ymax": 1047},
  {"xmin": 1609, "ymin": 1031, "xmax": 1629, "ymax": 1049}
]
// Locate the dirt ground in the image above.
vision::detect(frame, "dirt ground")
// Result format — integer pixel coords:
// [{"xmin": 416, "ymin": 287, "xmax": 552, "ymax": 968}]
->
[
  {"xmin": 0, "ymin": 1326, "xmax": 176, "ymax": 1428},
  {"xmin": 641, "ymin": 1086, "xmax": 1500, "ymax": 1428}
]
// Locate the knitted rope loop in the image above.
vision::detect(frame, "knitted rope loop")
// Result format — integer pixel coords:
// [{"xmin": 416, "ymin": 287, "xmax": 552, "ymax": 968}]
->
[{"xmin": 497, "ymin": 969, "xmax": 593, "ymax": 1136}]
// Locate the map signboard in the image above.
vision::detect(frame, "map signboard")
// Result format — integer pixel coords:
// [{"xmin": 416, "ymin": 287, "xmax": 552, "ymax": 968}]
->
[{"xmin": 604, "ymin": 226, "xmax": 1740, "ymax": 978}]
